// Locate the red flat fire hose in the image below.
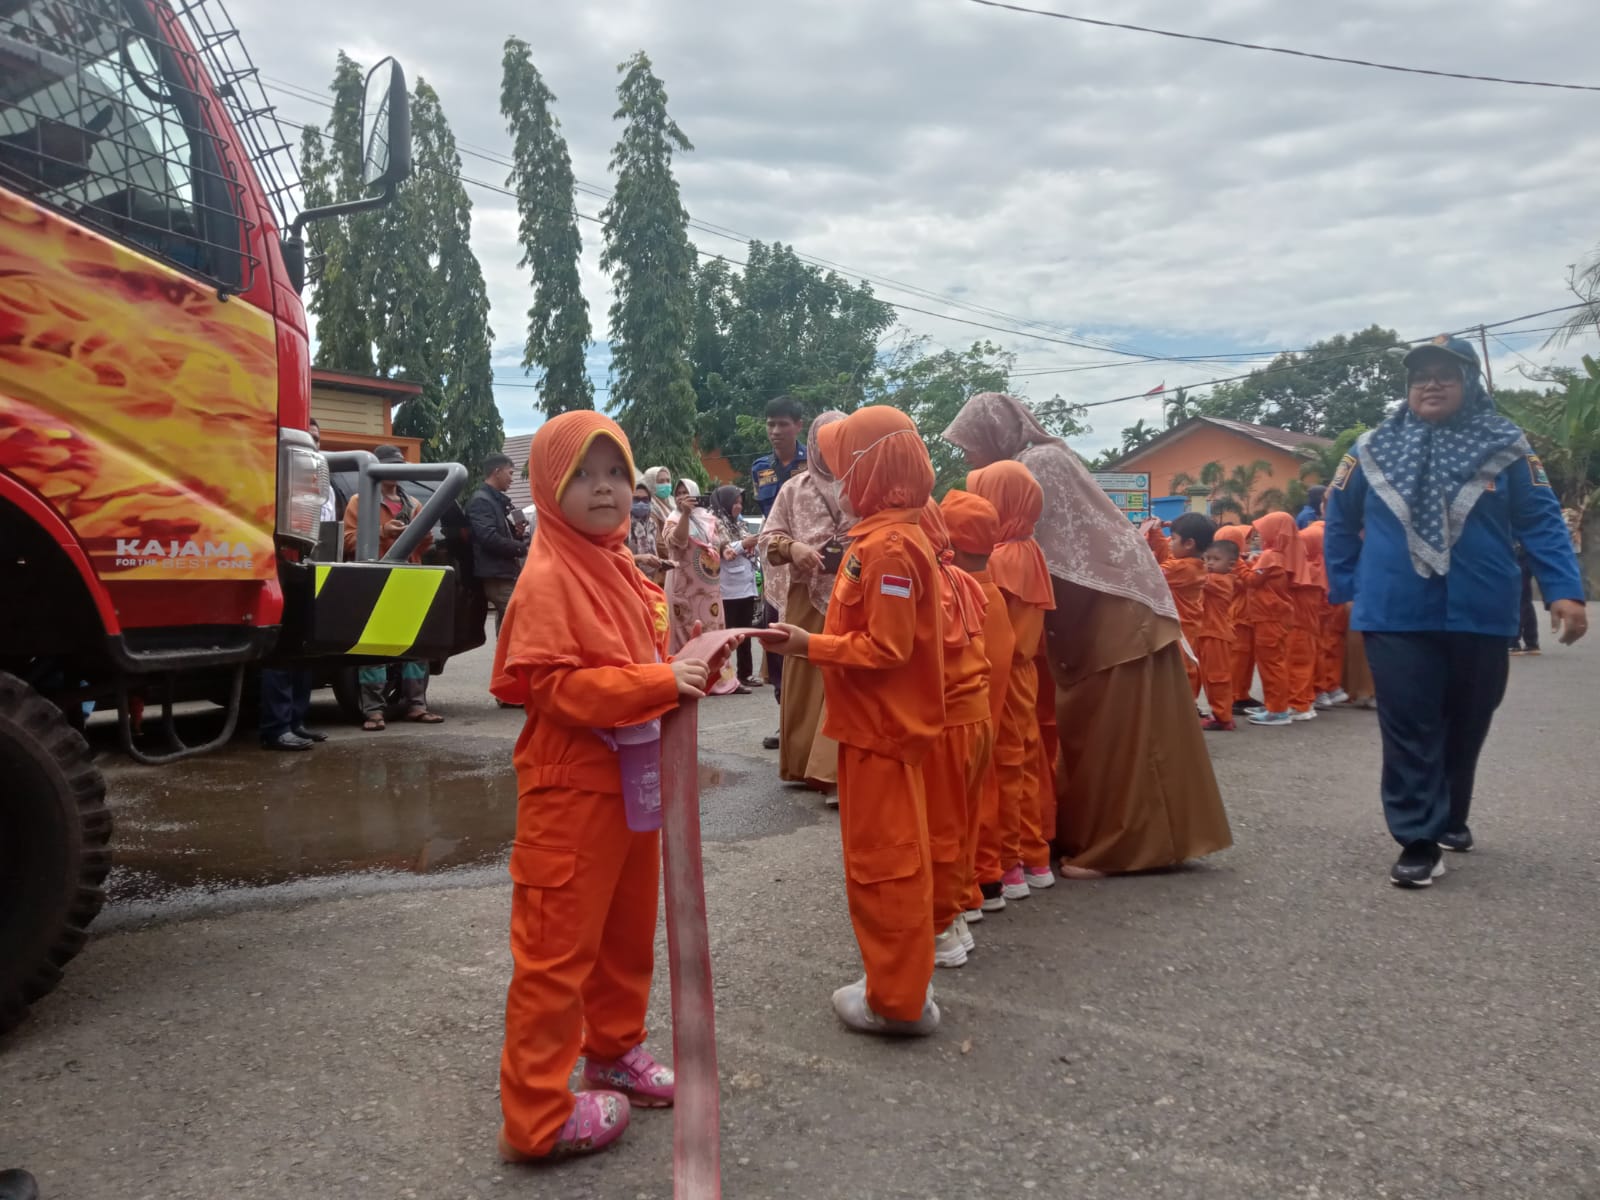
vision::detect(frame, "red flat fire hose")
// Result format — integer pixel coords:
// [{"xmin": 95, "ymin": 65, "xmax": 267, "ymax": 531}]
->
[{"xmin": 661, "ymin": 627, "xmax": 765, "ymax": 1199}]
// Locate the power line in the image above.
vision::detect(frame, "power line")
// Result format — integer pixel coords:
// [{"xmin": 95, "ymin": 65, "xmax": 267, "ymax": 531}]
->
[{"xmin": 966, "ymin": 0, "xmax": 1600, "ymax": 93}]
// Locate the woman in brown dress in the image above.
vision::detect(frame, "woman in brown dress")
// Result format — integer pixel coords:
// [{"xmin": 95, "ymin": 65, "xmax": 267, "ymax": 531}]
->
[
  {"xmin": 944, "ymin": 393, "xmax": 1232, "ymax": 876},
  {"xmin": 758, "ymin": 411, "xmax": 855, "ymax": 793}
]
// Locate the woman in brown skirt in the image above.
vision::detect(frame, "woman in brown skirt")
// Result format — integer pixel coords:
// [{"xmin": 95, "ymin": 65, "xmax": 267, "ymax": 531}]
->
[
  {"xmin": 945, "ymin": 394, "xmax": 1232, "ymax": 876},
  {"xmin": 758, "ymin": 411, "xmax": 856, "ymax": 793}
]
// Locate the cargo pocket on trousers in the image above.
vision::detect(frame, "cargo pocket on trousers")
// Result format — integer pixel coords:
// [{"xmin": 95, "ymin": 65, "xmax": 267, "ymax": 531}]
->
[
  {"xmin": 509, "ymin": 843, "xmax": 580, "ymax": 957},
  {"xmin": 845, "ymin": 841, "xmax": 925, "ymax": 933}
]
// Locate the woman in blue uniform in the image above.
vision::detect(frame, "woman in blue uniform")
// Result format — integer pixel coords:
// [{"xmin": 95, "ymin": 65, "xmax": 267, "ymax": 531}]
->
[{"xmin": 1325, "ymin": 336, "xmax": 1586, "ymax": 889}]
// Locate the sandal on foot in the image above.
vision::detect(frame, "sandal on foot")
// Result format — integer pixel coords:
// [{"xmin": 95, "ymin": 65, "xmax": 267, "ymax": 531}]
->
[
  {"xmin": 581, "ymin": 1044, "xmax": 675, "ymax": 1108},
  {"xmin": 362, "ymin": 715, "xmax": 386, "ymax": 731},
  {"xmin": 497, "ymin": 1091, "xmax": 630, "ymax": 1163},
  {"xmin": 404, "ymin": 709, "xmax": 444, "ymax": 723}
]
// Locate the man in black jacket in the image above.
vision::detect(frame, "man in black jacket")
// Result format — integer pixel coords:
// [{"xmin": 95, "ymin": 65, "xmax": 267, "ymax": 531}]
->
[{"xmin": 468, "ymin": 452, "xmax": 530, "ymax": 635}]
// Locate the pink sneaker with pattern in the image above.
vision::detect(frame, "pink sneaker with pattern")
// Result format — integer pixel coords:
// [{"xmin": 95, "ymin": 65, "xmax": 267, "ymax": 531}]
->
[
  {"xmin": 498, "ymin": 1090, "xmax": 630, "ymax": 1162},
  {"xmin": 582, "ymin": 1044, "xmax": 676, "ymax": 1108}
]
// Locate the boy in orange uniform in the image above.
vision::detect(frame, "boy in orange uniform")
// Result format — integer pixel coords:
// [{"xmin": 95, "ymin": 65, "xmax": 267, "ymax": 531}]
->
[
  {"xmin": 939, "ymin": 489, "xmax": 1014, "ymax": 924},
  {"xmin": 1300, "ymin": 522, "xmax": 1350, "ymax": 707},
  {"xmin": 919, "ymin": 499, "xmax": 995, "ymax": 969},
  {"xmin": 1142, "ymin": 513, "xmax": 1216, "ymax": 702},
  {"xmin": 1243, "ymin": 511, "xmax": 1305, "ymax": 727},
  {"xmin": 1213, "ymin": 524, "xmax": 1258, "ymax": 712},
  {"xmin": 967, "ymin": 461, "xmax": 1058, "ymax": 897},
  {"xmin": 1198, "ymin": 540, "xmax": 1239, "ymax": 730},
  {"xmin": 492, "ymin": 411, "xmax": 714, "ymax": 1163},
  {"xmin": 765, "ymin": 406, "xmax": 945, "ymax": 1035},
  {"xmin": 1287, "ymin": 524, "xmax": 1324, "ymax": 721}
]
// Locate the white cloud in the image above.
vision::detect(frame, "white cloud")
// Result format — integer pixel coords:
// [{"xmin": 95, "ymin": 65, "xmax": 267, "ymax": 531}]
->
[{"xmin": 230, "ymin": 0, "xmax": 1600, "ymax": 449}]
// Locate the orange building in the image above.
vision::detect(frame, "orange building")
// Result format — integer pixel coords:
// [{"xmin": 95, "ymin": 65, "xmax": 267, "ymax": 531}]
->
[{"xmin": 1106, "ymin": 417, "xmax": 1332, "ymax": 513}]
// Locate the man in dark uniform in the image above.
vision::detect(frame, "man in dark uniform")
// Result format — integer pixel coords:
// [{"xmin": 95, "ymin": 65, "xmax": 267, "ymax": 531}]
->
[{"xmin": 750, "ymin": 396, "xmax": 806, "ymax": 749}]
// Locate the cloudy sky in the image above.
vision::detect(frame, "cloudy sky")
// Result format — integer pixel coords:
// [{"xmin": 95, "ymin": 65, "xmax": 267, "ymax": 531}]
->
[{"xmin": 231, "ymin": 0, "xmax": 1600, "ymax": 455}]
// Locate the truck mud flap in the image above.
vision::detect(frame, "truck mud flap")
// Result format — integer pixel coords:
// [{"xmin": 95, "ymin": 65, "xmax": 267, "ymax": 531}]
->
[{"xmin": 302, "ymin": 562, "xmax": 456, "ymax": 659}]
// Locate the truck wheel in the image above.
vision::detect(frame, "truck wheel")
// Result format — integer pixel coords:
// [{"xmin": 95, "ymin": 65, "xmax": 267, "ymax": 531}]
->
[
  {"xmin": 330, "ymin": 666, "xmax": 365, "ymax": 724},
  {"xmin": 0, "ymin": 672, "xmax": 111, "ymax": 1036}
]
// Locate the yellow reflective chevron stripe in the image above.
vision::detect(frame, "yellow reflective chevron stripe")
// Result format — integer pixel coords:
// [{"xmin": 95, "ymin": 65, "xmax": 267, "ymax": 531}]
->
[
  {"xmin": 349, "ymin": 567, "xmax": 446, "ymax": 656},
  {"xmin": 314, "ymin": 564, "xmax": 332, "ymax": 597}
]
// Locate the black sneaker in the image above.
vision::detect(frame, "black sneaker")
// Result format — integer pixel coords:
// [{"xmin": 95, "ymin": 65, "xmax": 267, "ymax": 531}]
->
[
  {"xmin": 1390, "ymin": 840, "xmax": 1445, "ymax": 888},
  {"xmin": 762, "ymin": 731, "xmax": 780, "ymax": 750},
  {"xmin": 1438, "ymin": 827, "xmax": 1474, "ymax": 853},
  {"xmin": 1232, "ymin": 699, "xmax": 1260, "ymax": 715}
]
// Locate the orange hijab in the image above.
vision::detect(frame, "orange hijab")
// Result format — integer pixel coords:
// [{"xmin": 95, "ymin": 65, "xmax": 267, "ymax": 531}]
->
[
  {"xmin": 939, "ymin": 489, "xmax": 1002, "ymax": 557},
  {"xmin": 922, "ymin": 498, "xmax": 988, "ymax": 648},
  {"xmin": 1298, "ymin": 522, "xmax": 1328, "ymax": 590},
  {"xmin": 1252, "ymin": 511, "xmax": 1307, "ymax": 584},
  {"xmin": 816, "ymin": 406, "xmax": 934, "ymax": 517},
  {"xmin": 966, "ymin": 461, "xmax": 1054, "ymax": 609},
  {"xmin": 491, "ymin": 412, "xmax": 666, "ymax": 703}
]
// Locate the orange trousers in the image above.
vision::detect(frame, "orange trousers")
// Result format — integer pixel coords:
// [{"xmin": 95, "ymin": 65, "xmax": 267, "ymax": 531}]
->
[
  {"xmin": 1318, "ymin": 605, "xmax": 1347, "ymax": 693},
  {"xmin": 838, "ymin": 745, "xmax": 935, "ymax": 1022},
  {"xmin": 967, "ymin": 768, "xmax": 1000, "ymax": 912},
  {"xmin": 501, "ymin": 788, "xmax": 659, "ymax": 1155},
  {"xmin": 925, "ymin": 718, "xmax": 994, "ymax": 934},
  {"xmin": 994, "ymin": 656, "xmax": 1048, "ymax": 874},
  {"xmin": 1231, "ymin": 623, "xmax": 1256, "ymax": 704},
  {"xmin": 1195, "ymin": 636, "xmax": 1233, "ymax": 718},
  {"xmin": 1288, "ymin": 624, "xmax": 1318, "ymax": 712},
  {"xmin": 1253, "ymin": 620, "xmax": 1291, "ymax": 714},
  {"xmin": 1035, "ymin": 649, "xmax": 1059, "ymax": 849}
]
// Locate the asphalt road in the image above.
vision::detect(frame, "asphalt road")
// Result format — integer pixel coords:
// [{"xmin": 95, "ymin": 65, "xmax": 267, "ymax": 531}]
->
[{"xmin": 5, "ymin": 634, "xmax": 1599, "ymax": 1199}]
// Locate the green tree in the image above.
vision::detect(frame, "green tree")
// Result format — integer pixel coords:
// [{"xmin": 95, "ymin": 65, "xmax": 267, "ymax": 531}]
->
[
  {"xmin": 1298, "ymin": 424, "xmax": 1368, "ymax": 485},
  {"xmin": 1497, "ymin": 362, "xmax": 1600, "ymax": 511},
  {"xmin": 1200, "ymin": 326, "xmax": 1404, "ymax": 436},
  {"xmin": 501, "ymin": 37, "xmax": 593, "ymax": 416},
  {"xmin": 1169, "ymin": 460, "xmax": 1225, "ymax": 496},
  {"xmin": 1547, "ymin": 249, "xmax": 1600, "ymax": 348},
  {"xmin": 1163, "ymin": 386, "xmax": 1193, "ymax": 428},
  {"xmin": 1221, "ymin": 459, "xmax": 1275, "ymax": 509},
  {"xmin": 1118, "ymin": 419, "xmax": 1160, "ymax": 456},
  {"xmin": 601, "ymin": 52, "xmax": 699, "ymax": 476}
]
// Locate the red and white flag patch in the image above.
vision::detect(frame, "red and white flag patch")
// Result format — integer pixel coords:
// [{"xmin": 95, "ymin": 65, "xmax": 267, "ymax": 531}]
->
[{"xmin": 880, "ymin": 574, "xmax": 913, "ymax": 598}]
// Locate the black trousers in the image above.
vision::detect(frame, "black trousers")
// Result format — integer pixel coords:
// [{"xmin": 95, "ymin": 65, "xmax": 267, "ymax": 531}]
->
[
  {"xmin": 1363, "ymin": 632, "xmax": 1509, "ymax": 846},
  {"xmin": 259, "ymin": 668, "xmax": 311, "ymax": 740},
  {"xmin": 763, "ymin": 600, "xmax": 784, "ymax": 701},
  {"xmin": 1515, "ymin": 563, "xmax": 1540, "ymax": 650},
  {"xmin": 723, "ymin": 595, "xmax": 757, "ymax": 679}
]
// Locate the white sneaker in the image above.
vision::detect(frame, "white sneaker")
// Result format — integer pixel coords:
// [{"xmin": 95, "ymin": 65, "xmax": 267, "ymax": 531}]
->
[
  {"xmin": 1326, "ymin": 688, "xmax": 1350, "ymax": 706},
  {"xmin": 934, "ymin": 925, "xmax": 968, "ymax": 968},
  {"xmin": 831, "ymin": 978, "xmax": 940, "ymax": 1036},
  {"xmin": 1313, "ymin": 691, "xmax": 1333, "ymax": 710},
  {"xmin": 980, "ymin": 892, "xmax": 1006, "ymax": 913},
  {"xmin": 1291, "ymin": 707, "xmax": 1318, "ymax": 722},
  {"xmin": 955, "ymin": 913, "xmax": 975, "ymax": 953},
  {"xmin": 1000, "ymin": 866, "xmax": 1031, "ymax": 901},
  {"xmin": 962, "ymin": 906, "xmax": 984, "ymax": 925},
  {"xmin": 1025, "ymin": 867, "xmax": 1056, "ymax": 890}
]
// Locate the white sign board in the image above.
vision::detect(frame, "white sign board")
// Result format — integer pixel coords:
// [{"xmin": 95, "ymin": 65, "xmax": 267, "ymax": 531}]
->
[{"xmin": 1092, "ymin": 472, "xmax": 1151, "ymax": 523}]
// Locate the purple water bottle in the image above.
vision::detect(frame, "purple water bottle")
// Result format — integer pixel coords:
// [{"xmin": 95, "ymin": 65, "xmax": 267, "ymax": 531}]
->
[{"xmin": 605, "ymin": 718, "xmax": 663, "ymax": 832}]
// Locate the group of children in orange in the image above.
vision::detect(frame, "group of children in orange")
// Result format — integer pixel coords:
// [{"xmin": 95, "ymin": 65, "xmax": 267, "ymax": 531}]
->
[
  {"xmin": 1143, "ymin": 507, "xmax": 1350, "ymax": 730},
  {"xmin": 488, "ymin": 407, "xmax": 1071, "ymax": 1163}
]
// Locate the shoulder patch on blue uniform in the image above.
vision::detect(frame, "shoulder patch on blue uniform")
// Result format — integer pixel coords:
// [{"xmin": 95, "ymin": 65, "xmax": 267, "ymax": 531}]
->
[
  {"xmin": 1330, "ymin": 454, "xmax": 1357, "ymax": 491},
  {"xmin": 1528, "ymin": 454, "xmax": 1551, "ymax": 488}
]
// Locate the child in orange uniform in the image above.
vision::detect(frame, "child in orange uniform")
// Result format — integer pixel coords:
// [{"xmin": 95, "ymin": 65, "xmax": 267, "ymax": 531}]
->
[
  {"xmin": 491, "ymin": 411, "xmax": 714, "ymax": 1163},
  {"xmin": 1299, "ymin": 522, "xmax": 1350, "ymax": 707},
  {"xmin": 967, "ymin": 461, "xmax": 1058, "ymax": 897},
  {"xmin": 1243, "ymin": 511, "xmax": 1305, "ymax": 727},
  {"xmin": 939, "ymin": 489, "xmax": 1014, "ymax": 925},
  {"xmin": 1287, "ymin": 524, "xmax": 1324, "ymax": 721},
  {"xmin": 919, "ymin": 499, "xmax": 994, "ymax": 969},
  {"xmin": 1213, "ymin": 524, "xmax": 1257, "ymax": 713},
  {"xmin": 765, "ymin": 406, "xmax": 945, "ymax": 1035},
  {"xmin": 1142, "ymin": 513, "xmax": 1215, "ymax": 703},
  {"xmin": 1198, "ymin": 540, "xmax": 1239, "ymax": 730}
]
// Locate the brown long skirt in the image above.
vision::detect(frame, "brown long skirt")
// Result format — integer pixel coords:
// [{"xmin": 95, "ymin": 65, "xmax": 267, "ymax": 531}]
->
[
  {"xmin": 1343, "ymin": 629, "xmax": 1376, "ymax": 704},
  {"xmin": 1051, "ymin": 641, "xmax": 1233, "ymax": 874},
  {"xmin": 778, "ymin": 586, "xmax": 840, "ymax": 785}
]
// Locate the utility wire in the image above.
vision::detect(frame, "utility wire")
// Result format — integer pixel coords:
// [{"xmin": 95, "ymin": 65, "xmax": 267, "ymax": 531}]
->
[{"xmin": 966, "ymin": 0, "xmax": 1600, "ymax": 94}]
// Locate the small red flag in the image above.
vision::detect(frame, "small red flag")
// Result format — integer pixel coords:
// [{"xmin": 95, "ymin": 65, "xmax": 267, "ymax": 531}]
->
[{"xmin": 1145, "ymin": 381, "xmax": 1166, "ymax": 396}]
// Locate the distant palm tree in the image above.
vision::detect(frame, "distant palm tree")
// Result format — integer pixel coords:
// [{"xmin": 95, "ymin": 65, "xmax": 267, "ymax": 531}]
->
[
  {"xmin": 1298, "ymin": 426, "xmax": 1367, "ymax": 485},
  {"xmin": 1547, "ymin": 247, "xmax": 1600, "ymax": 347},
  {"xmin": 1254, "ymin": 487, "xmax": 1291, "ymax": 516},
  {"xmin": 1219, "ymin": 459, "xmax": 1274, "ymax": 508},
  {"xmin": 1163, "ymin": 387, "xmax": 1193, "ymax": 428},
  {"xmin": 1120, "ymin": 419, "xmax": 1160, "ymax": 455},
  {"xmin": 1169, "ymin": 460, "xmax": 1225, "ymax": 495}
]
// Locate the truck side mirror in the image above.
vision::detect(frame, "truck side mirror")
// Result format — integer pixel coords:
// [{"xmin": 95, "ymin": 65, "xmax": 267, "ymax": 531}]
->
[{"xmin": 361, "ymin": 57, "xmax": 411, "ymax": 193}]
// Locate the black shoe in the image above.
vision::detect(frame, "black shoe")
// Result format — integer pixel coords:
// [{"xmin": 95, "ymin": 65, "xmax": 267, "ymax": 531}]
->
[
  {"xmin": 1232, "ymin": 699, "xmax": 1260, "ymax": 715},
  {"xmin": 762, "ymin": 731, "xmax": 780, "ymax": 750},
  {"xmin": 0, "ymin": 1170, "xmax": 38, "ymax": 1200},
  {"xmin": 1390, "ymin": 840, "xmax": 1444, "ymax": 888},
  {"xmin": 739, "ymin": 677, "xmax": 764, "ymax": 689},
  {"xmin": 291, "ymin": 726, "xmax": 328, "ymax": 743},
  {"xmin": 1438, "ymin": 827, "xmax": 1474, "ymax": 853},
  {"xmin": 261, "ymin": 731, "xmax": 313, "ymax": 752}
]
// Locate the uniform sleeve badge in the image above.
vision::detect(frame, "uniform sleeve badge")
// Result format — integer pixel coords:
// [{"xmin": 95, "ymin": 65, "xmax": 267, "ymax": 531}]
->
[
  {"xmin": 1528, "ymin": 455, "xmax": 1552, "ymax": 488},
  {"xmin": 880, "ymin": 574, "xmax": 913, "ymax": 598},
  {"xmin": 1330, "ymin": 454, "xmax": 1357, "ymax": 491},
  {"xmin": 843, "ymin": 553, "xmax": 862, "ymax": 583}
]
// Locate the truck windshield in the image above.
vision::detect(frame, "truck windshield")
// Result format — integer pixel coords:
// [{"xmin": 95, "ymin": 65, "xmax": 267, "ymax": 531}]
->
[{"xmin": 0, "ymin": 0, "xmax": 243, "ymax": 287}]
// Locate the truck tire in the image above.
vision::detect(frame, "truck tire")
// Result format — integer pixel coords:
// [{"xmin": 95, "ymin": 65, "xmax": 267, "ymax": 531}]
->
[{"xmin": 0, "ymin": 672, "xmax": 111, "ymax": 1036}]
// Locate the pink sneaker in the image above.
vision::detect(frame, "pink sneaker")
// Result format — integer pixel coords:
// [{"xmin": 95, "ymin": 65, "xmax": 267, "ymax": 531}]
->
[
  {"xmin": 1000, "ymin": 865, "xmax": 1030, "ymax": 901},
  {"xmin": 498, "ymin": 1090, "xmax": 630, "ymax": 1162},
  {"xmin": 582, "ymin": 1044, "xmax": 676, "ymax": 1108}
]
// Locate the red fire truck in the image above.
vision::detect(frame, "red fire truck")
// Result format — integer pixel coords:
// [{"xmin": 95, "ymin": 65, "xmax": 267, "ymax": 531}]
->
[{"xmin": 0, "ymin": 0, "xmax": 468, "ymax": 1032}]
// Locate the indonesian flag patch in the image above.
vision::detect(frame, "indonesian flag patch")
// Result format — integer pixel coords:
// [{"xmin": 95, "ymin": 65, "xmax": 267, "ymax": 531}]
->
[{"xmin": 880, "ymin": 573, "xmax": 913, "ymax": 598}]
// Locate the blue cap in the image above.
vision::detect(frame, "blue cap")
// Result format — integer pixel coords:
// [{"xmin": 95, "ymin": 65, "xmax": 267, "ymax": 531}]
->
[{"xmin": 1402, "ymin": 334, "xmax": 1479, "ymax": 373}]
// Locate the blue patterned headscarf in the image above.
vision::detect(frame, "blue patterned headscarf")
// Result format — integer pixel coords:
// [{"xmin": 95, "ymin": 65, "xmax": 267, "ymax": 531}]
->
[{"xmin": 1356, "ymin": 336, "xmax": 1528, "ymax": 578}]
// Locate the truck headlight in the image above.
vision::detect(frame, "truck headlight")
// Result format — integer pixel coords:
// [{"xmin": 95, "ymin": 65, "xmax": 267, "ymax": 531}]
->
[{"xmin": 277, "ymin": 436, "xmax": 328, "ymax": 549}]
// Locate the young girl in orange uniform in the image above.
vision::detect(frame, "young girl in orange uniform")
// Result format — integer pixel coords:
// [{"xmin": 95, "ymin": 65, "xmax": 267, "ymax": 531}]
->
[
  {"xmin": 766, "ymin": 406, "xmax": 946, "ymax": 1035},
  {"xmin": 1244, "ymin": 512, "xmax": 1306, "ymax": 727},
  {"xmin": 919, "ymin": 499, "xmax": 994, "ymax": 969},
  {"xmin": 967, "ymin": 461, "xmax": 1057, "ymax": 896},
  {"xmin": 1213, "ymin": 524, "xmax": 1257, "ymax": 712},
  {"xmin": 1299, "ymin": 522, "xmax": 1350, "ymax": 707},
  {"xmin": 1198, "ymin": 539, "xmax": 1239, "ymax": 730},
  {"xmin": 491, "ymin": 411, "xmax": 713, "ymax": 1163},
  {"xmin": 939, "ymin": 490, "xmax": 1015, "ymax": 922}
]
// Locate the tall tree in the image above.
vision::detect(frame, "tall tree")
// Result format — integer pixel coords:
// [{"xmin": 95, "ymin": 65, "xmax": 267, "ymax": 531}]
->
[
  {"xmin": 1199, "ymin": 326, "xmax": 1405, "ymax": 436},
  {"xmin": 601, "ymin": 52, "xmax": 698, "ymax": 475},
  {"xmin": 1547, "ymin": 247, "xmax": 1600, "ymax": 348},
  {"xmin": 1118, "ymin": 418, "xmax": 1160, "ymax": 456},
  {"xmin": 501, "ymin": 38, "xmax": 594, "ymax": 416}
]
